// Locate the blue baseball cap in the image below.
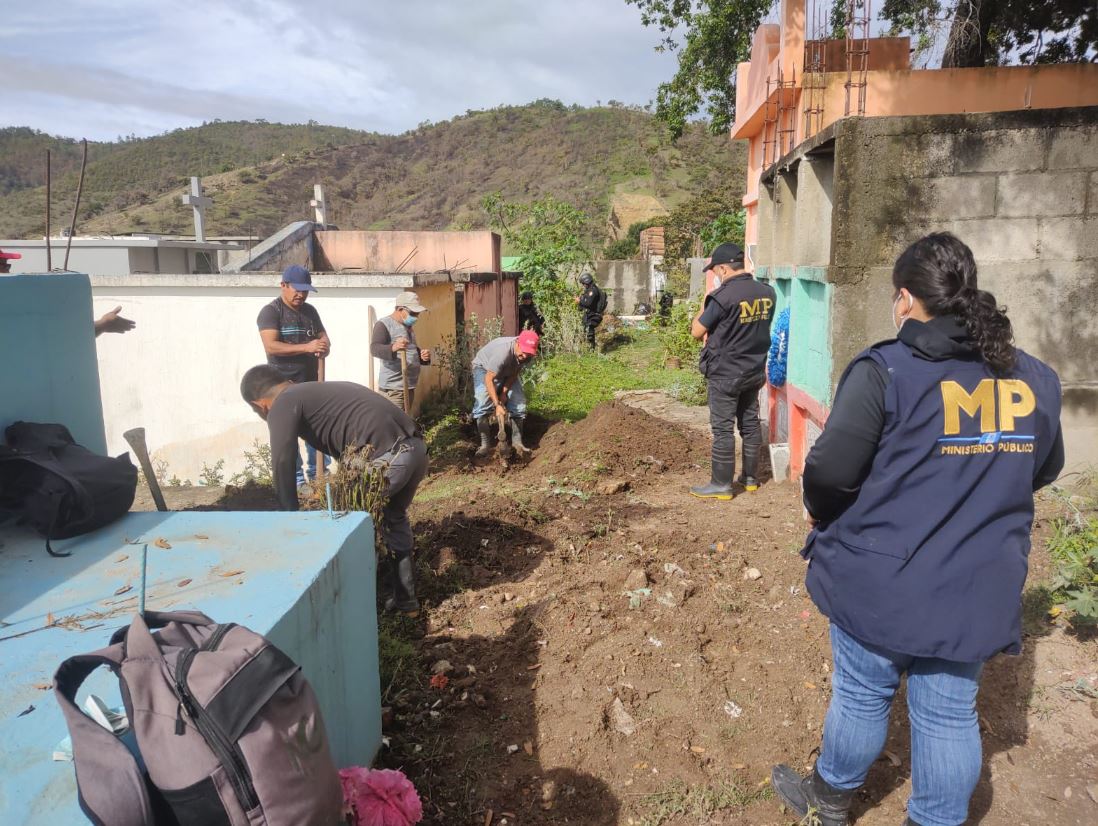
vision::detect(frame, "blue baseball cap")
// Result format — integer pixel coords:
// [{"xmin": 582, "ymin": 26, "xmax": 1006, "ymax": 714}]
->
[{"xmin": 281, "ymin": 264, "xmax": 316, "ymax": 292}]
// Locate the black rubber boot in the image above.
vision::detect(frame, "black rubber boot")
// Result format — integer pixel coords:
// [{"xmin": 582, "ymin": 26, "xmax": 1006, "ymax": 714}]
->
[
  {"xmin": 474, "ymin": 415, "xmax": 493, "ymax": 459},
  {"xmin": 740, "ymin": 442, "xmax": 761, "ymax": 490},
  {"xmin": 771, "ymin": 765, "xmax": 856, "ymax": 826},
  {"xmin": 690, "ymin": 460, "xmax": 735, "ymax": 500},
  {"xmin": 511, "ymin": 416, "xmax": 531, "ymax": 458}
]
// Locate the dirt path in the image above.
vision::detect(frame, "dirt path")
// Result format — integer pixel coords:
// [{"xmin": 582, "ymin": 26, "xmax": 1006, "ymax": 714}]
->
[{"xmin": 383, "ymin": 401, "xmax": 1098, "ymax": 826}]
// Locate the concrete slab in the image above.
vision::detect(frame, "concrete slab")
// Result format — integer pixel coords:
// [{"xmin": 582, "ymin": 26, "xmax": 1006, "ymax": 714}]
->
[{"xmin": 0, "ymin": 510, "xmax": 379, "ymax": 824}]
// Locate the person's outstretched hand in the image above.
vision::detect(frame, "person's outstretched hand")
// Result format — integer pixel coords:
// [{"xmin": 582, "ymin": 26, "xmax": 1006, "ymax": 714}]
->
[{"xmin": 95, "ymin": 306, "xmax": 135, "ymax": 337}]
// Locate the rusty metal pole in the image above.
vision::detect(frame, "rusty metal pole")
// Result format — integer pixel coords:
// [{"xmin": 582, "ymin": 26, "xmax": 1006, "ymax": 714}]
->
[
  {"xmin": 45, "ymin": 150, "xmax": 52, "ymax": 271},
  {"xmin": 63, "ymin": 139, "xmax": 89, "ymax": 271}
]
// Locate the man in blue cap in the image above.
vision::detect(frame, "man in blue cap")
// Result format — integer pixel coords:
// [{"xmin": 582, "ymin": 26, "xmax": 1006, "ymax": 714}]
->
[{"xmin": 257, "ymin": 265, "xmax": 331, "ymax": 486}]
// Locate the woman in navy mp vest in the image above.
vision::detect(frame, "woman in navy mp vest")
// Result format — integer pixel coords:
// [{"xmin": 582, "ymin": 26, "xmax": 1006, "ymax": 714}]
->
[{"xmin": 771, "ymin": 233, "xmax": 1064, "ymax": 826}]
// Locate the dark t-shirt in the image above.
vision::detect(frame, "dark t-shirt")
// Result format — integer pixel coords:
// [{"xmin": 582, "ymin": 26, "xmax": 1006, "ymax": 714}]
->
[
  {"xmin": 257, "ymin": 298, "xmax": 325, "ymax": 383},
  {"xmin": 267, "ymin": 381, "xmax": 419, "ymax": 510}
]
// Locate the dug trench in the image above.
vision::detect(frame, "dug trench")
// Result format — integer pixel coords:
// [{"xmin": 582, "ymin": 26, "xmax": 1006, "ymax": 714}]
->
[{"xmin": 379, "ymin": 401, "xmax": 1098, "ymax": 826}]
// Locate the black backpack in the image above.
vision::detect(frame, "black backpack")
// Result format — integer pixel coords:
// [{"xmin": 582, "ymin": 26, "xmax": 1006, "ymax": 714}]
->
[
  {"xmin": 0, "ymin": 421, "xmax": 137, "ymax": 556},
  {"xmin": 596, "ymin": 287, "xmax": 609, "ymax": 315}
]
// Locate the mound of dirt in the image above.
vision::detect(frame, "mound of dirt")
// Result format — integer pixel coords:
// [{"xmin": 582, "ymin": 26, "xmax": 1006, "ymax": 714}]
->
[{"xmin": 525, "ymin": 402, "xmax": 702, "ymax": 485}]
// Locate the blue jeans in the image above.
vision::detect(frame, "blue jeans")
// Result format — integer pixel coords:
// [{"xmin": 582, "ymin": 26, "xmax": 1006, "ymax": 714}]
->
[
  {"xmin": 818, "ymin": 623, "xmax": 983, "ymax": 826},
  {"xmin": 294, "ymin": 441, "xmax": 330, "ymax": 487},
  {"xmin": 472, "ymin": 367, "xmax": 527, "ymax": 419}
]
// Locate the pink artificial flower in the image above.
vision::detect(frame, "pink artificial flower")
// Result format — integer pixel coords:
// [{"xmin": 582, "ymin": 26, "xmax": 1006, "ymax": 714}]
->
[{"xmin": 340, "ymin": 767, "xmax": 424, "ymax": 826}]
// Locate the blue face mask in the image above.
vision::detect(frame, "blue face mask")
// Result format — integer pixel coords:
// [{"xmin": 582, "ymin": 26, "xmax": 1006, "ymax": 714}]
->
[{"xmin": 402, "ymin": 314, "xmax": 418, "ymax": 327}]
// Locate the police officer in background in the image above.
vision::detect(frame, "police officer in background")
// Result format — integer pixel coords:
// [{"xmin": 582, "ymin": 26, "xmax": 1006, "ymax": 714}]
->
[
  {"xmin": 771, "ymin": 233, "xmax": 1064, "ymax": 826},
  {"xmin": 518, "ymin": 291, "xmax": 545, "ymax": 336},
  {"xmin": 575, "ymin": 273, "xmax": 605, "ymax": 348},
  {"xmin": 689, "ymin": 242, "xmax": 775, "ymax": 499}
]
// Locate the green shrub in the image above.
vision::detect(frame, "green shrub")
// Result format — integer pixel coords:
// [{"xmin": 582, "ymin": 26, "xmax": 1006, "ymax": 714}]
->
[
  {"xmin": 1047, "ymin": 511, "xmax": 1098, "ymax": 624},
  {"xmin": 228, "ymin": 439, "xmax": 273, "ymax": 486},
  {"xmin": 199, "ymin": 459, "xmax": 225, "ymax": 487},
  {"xmin": 656, "ymin": 299, "xmax": 702, "ymax": 363}
]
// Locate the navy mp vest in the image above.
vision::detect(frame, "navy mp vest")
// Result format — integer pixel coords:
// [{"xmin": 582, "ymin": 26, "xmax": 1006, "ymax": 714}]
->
[
  {"xmin": 803, "ymin": 340, "xmax": 1061, "ymax": 662},
  {"xmin": 698, "ymin": 275, "xmax": 776, "ymax": 385}
]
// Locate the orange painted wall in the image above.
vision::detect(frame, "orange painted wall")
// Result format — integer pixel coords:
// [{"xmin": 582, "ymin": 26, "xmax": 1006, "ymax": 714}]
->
[
  {"xmin": 737, "ymin": 62, "xmax": 1098, "ymax": 252},
  {"xmin": 314, "ymin": 231, "xmax": 501, "ymax": 274}
]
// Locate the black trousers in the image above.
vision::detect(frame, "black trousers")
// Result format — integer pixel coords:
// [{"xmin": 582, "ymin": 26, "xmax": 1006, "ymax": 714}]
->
[
  {"xmin": 584, "ymin": 312, "xmax": 602, "ymax": 347},
  {"xmin": 373, "ymin": 438, "xmax": 429, "ymax": 609},
  {"xmin": 707, "ymin": 377, "xmax": 763, "ymax": 473}
]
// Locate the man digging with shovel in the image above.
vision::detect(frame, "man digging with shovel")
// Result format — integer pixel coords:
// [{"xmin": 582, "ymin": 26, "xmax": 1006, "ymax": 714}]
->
[{"xmin": 472, "ymin": 330, "xmax": 539, "ymax": 460}]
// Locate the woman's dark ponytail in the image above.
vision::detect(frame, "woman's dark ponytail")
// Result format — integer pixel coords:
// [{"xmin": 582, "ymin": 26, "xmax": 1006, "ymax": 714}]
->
[{"xmin": 893, "ymin": 232, "xmax": 1016, "ymax": 375}]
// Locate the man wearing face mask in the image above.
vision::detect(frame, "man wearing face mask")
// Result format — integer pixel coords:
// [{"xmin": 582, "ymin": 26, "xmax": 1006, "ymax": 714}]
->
[
  {"xmin": 370, "ymin": 292, "xmax": 431, "ymax": 410},
  {"xmin": 689, "ymin": 242, "xmax": 775, "ymax": 499}
]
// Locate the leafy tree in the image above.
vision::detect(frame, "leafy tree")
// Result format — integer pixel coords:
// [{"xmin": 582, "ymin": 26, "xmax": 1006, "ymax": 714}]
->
[
  {"xmin": 627, "ymin": 0, "xmax": 772, "ymax": 138},
  {"xmin": 700, "ymin": 208, "xmax": 746, "ymax": 253},
  {"xmin": 482, "ymin": 191, "xmax": 594, "ymax": 352},
  {"xmin": 883, "ymin": 0, "xmax": 1098, "ymax": 66},
  {"xmin": 603, "ymin": 216, "xmax": 668, "ymax": 259},
  {"xmin": 629, "ymin": 0, "xmax": 1098, "ymax": 136}
]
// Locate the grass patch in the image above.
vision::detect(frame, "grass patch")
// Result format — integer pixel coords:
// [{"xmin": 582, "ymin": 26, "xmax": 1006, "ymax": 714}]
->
[
  {"xmin": 635, "ymin": 780, "xmax": 773, "ymax": 826},
  {"xmin": 377, "ymin": 614, "xmax": 419, "ymax": 703},
  {"xmin": 527, "ymin": 330, "xmax": 696, "ymax": 421}
]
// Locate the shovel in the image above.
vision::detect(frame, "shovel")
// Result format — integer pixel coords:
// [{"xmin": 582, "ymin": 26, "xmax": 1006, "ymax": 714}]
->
[
  {"xmin": 496, "ymin": 410, "xmax": 512, "ymax": 460},
  {"xmin": 123, "ymin": 427, "xmax": 167, "ymax": 512}
]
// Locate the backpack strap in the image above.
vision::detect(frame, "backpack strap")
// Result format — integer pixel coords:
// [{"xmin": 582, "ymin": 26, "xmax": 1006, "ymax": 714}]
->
[
  {"xmin": 108, "ymin": 610, "xmax": 217, "ymax": 648},
  {"xmin": 53, "ymin": 646, "xmax": 153, "ymax": 826}
]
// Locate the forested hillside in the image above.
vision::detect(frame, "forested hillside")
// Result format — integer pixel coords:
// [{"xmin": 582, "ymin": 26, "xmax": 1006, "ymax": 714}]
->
[{"xmin": 0, "ymin": 102, "xmax": 744, "ymax": 243}]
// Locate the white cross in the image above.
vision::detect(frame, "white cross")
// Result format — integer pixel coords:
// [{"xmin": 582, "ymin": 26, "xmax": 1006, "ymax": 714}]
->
[
  {"xmin": 180, "ymin": 176, "xmax": 213, "ymax": 242},
  {"xmin": 310, "ymin": 184, "xmax": 328, "ymax": 227}
]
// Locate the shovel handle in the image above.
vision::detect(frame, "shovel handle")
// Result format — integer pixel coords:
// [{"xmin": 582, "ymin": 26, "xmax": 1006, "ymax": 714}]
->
[{"xmin": 399, "ymin": 349, "xmax": 411, "ymax": 414}]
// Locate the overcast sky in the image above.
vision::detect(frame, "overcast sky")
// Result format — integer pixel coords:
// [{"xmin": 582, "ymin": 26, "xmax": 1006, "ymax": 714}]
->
[{"xmin": 1, "ymin": 0, "xmax": 681, "ymax": 141}]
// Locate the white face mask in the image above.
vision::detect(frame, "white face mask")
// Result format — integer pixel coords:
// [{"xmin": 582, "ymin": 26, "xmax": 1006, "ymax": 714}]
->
[{"xmin": 892, "ymin": 292, "xmax": 913, "ymax": 332}]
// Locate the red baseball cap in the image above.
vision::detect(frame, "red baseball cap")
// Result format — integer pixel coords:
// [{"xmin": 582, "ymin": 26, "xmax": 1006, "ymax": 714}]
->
[
  {"xmin": 0, "ymin": 249, "xmax": 22, "ymax": 260},
  {"xmin": 517, "ymin": 330, "xmax": 539, "ymax": 355}
]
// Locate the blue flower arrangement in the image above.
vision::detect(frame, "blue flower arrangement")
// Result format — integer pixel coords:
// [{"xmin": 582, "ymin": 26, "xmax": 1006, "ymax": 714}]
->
[{"xmin": 767, "ymin": 307, "xmax": 790, "ymax": 387}]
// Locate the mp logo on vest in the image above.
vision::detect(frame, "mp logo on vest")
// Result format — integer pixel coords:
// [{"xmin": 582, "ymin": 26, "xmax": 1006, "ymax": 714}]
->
[
  {"xmin": 739, "ymin": 298, "xmax": 773, "ymax": 325},
  {"xmin": 938, "ymin": 378, "xmax": 1037, "ymax": 455}
]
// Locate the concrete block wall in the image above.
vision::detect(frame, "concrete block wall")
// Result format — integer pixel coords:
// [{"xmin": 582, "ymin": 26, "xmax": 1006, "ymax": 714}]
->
[
  {"xmin": 828, "ymin": 106, "xmax": 1098, "ymax": 471},
  {"xmin": 595, "ymin": 260, "xmax": 655, "ymax": 314}
]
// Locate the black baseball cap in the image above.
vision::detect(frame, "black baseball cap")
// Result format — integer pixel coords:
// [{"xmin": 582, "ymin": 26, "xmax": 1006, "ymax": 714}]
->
[{"xmin": 703, "ymin": 242, "xmax": 745, "ymax": 272}]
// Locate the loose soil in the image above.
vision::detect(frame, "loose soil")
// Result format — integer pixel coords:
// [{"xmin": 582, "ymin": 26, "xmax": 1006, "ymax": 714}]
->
[
  {"xmin": 382, "ymin": 401, "xmax": 1098, "ymax": 826},
  {"xmin": 133, "ymin": 400, "xmax": 1098, "ymax": 825}
]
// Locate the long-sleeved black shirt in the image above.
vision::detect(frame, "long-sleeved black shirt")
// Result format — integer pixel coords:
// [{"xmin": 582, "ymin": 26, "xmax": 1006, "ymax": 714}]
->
[
  {"xmin": 266, "ymin": 381, "xmax": 418, "ymax": 510},
  {"xmin": 803, "ymin": 316, "xmax": 1065, "ymax": 523}
]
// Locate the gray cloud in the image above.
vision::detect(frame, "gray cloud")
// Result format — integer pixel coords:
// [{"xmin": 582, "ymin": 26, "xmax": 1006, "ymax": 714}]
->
[{"xmin": 0, "ymin": 0, "xmax": 678, "ymax": 139}]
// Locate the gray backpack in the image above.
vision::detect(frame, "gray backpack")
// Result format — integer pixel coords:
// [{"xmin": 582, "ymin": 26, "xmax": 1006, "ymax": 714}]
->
[{"xmin": 54, "ymin": 611, "xmax": 343, "ymax": 826}]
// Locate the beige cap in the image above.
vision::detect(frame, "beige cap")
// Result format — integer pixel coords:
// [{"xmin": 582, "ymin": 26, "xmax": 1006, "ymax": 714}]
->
[{"xmin": 395, "ymin": 291, "xmax": 427, "ymax": 313}]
